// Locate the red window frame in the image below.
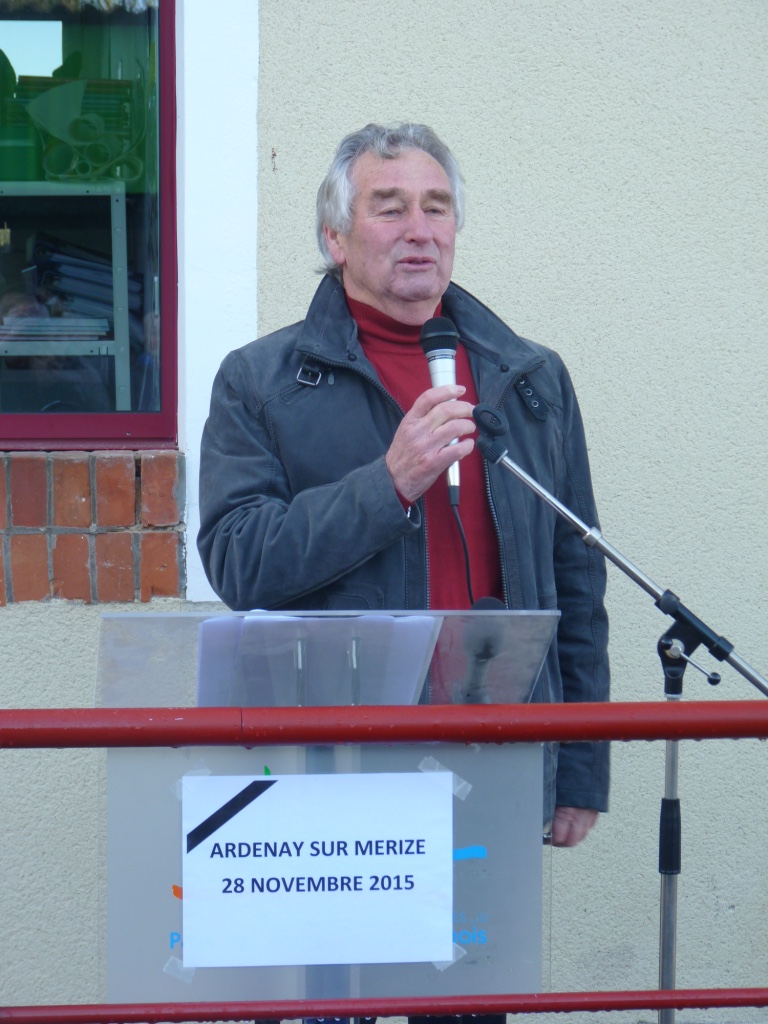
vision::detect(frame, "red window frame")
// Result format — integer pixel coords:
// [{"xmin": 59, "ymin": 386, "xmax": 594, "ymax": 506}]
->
[{"xmin": 0, "ymin": 0, "xmax": 177, "ymax": 451}]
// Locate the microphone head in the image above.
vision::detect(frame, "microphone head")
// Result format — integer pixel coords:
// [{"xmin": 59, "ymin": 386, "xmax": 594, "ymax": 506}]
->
[
  {"xmin": 420, "ymin": 316, "xmax": 459, "ymax": 356},
  {"xmin": 471, "ymin": 596, "xmax": 506, "ymax": 612},
  {"xmin": 464, "ymin": 596, "xmax": 508, "ymax": 662}
]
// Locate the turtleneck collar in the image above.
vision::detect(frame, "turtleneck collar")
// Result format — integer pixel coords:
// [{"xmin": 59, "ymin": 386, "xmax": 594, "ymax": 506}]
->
[{"xmin": 345, "ymin": 294, "xmax": 442, "ymax": 345}]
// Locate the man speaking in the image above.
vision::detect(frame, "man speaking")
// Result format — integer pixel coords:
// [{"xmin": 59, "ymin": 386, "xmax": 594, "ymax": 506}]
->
[{"xmin": 198, "ymin": 122, "xmax": 610, "ymax": 851}]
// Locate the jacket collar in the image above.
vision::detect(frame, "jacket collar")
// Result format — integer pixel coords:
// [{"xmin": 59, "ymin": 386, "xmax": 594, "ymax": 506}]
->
[
  {"xmin": 296, "ymin": 274, "xmax": 543, "ymax": 385},
  {"xmin": 296, "ymin": 274, "xmax": 359, "ymax": 362}
]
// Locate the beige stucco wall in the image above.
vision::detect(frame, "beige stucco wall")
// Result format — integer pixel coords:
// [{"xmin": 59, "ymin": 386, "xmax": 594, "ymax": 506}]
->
[
  {"xmin": 1, "ymin": 2, "xmax": 766, "ymax": 1022},
  {"xmin": 256, "ymin": 1, "xmax": 768, "ymax": 1016}
]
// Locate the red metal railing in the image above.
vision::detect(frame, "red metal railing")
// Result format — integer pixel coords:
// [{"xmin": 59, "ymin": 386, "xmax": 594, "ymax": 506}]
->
[
  {"xmin": 2, "ymin": 699, "xmax": 768, "ymax": 1023},
  {"xmin": 3, "ymin": 988, "xmax": 768, "ymax": 1024},
  {"xmin": 3, "ymin": 699, "xmax": 768, "ymax": 748}
]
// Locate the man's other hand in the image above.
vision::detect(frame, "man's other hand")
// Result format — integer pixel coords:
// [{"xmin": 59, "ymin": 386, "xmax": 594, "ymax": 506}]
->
[
  {"xmin": 385, "ymin": 384, "xmax": 476, "ymax": 504},
  {"xmin": 552, "ymin": 806, "xmax": 599, "ymax": 847}
]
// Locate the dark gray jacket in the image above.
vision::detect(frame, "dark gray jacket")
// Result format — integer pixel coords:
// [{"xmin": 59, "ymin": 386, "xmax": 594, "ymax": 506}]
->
[{"xmin": 198, "ymin": 274, "xmax": 610, "ymax": 811}]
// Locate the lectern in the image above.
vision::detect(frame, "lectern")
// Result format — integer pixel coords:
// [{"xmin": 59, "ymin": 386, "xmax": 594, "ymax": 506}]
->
[{"xmin": 99, "ymin": 609, "xmax": 558, "ymax": 1003}]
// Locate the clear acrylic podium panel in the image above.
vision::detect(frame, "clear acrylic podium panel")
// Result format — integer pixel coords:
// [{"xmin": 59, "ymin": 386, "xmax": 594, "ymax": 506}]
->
[{"xmin": 98, "ymin": 611, "xmax": 558, "ymax": 1003}]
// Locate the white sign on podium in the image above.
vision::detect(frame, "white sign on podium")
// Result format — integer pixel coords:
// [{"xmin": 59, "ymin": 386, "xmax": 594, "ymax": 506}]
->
[{"xmin": 182, "ymin": 771, "xmax": 454, "ymax": 967}]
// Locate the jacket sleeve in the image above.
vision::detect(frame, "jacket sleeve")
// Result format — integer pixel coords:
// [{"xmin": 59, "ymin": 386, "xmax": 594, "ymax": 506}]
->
[
  {"xmin": 551, "ymin": 358, "xmax": 610, "ymax": 812},
  {"xmin": 197, "ymin": 350, "xmax": 416, "ymax": 611}
]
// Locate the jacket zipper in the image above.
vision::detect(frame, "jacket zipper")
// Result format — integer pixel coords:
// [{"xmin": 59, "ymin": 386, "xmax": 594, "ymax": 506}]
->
[{"xmin": 484, "ymin": 459, "xmax": 510, "ymax": 609}]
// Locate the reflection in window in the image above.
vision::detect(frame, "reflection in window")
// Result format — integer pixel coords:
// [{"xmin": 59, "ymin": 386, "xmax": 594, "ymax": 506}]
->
[{"xmin": 0, "ymin": 0, "xmax": 160, "ymax": 414}]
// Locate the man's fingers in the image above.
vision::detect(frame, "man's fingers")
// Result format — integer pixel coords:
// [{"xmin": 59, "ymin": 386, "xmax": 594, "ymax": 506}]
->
[
  {"xmin": 407, "ymin": 386, "xmax": 475, "ymax": 443},
  {"xmin": 551, "ymin": 806, "xmax": 599, "ymax": 848},
  {"xmin": 385, "ymin": 386, "xmax": 476, "ymax": 504},
  {"xmin": 409, "ymin": 383, "xmax": 467, "ymax": 417}
]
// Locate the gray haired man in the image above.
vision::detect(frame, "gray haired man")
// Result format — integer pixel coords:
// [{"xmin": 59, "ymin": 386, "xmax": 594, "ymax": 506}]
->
[{"xmin": 199, "ymin": 123, "xmax": 610, "ymax": 857}]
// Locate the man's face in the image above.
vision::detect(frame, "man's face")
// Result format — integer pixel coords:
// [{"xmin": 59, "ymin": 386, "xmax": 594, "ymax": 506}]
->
[{"xmin": 324, "ymin": 148, "xmax": 457, "ymax": 325}]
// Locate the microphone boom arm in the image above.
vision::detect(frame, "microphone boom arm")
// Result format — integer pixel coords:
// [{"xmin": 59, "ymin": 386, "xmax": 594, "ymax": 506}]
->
[{"xmin": 473, "ymin": 404, "xmax": 768, "ymax": 697}]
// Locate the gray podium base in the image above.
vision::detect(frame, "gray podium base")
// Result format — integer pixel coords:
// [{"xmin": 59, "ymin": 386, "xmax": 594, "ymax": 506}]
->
[{"xmin": 106, "ymin": 741, "xmax": 545, "ymax": 1002}]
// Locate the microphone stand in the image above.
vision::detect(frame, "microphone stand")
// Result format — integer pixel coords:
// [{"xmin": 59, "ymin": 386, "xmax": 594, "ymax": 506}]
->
[{"xmin": 472, "ymin": 404, "xmax": 768, "ymax": 1024}]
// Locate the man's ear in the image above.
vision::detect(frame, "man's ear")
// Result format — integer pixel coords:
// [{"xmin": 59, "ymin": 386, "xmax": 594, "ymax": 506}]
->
[{"xmin": 323, "ymin": 224, "xmax": 346, "ymax": 267}]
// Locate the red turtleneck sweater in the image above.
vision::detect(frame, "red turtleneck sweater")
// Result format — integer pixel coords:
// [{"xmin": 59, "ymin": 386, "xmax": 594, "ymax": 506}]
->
[{"xmin": 346, "ymin": 295, "xmax": 503, "ymax": 610}]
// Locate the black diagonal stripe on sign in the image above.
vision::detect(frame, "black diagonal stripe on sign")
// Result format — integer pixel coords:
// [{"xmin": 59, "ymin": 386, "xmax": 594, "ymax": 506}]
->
[{"xmin": 187, "ymin": 779, "xmax": 277, "ymax": 853}]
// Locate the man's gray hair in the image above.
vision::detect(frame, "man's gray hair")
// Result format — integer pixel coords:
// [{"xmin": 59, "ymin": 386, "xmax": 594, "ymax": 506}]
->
[{"xmin": 316, "ymin": 122, "xmax": 465, "ymax": 275}]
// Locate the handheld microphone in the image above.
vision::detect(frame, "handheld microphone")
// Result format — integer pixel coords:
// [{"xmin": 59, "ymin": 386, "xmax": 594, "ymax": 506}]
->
[{"xmin": 420, "ymin": 316, "xmax": 461, "ymax": 505}]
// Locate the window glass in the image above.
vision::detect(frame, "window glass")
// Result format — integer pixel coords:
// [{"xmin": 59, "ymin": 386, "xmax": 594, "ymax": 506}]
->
[{"xmin": 0, "ymin": 1, "xmax": 161, "ymax": 417}]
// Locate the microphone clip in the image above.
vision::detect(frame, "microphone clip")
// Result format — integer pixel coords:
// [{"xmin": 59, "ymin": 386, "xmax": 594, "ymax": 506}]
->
[{"xmin": 473, "ymin": 403, "xmax": 509, "ymax": 464}]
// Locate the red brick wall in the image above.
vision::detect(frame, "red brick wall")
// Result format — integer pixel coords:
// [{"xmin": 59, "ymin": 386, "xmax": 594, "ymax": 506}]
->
[{"xmin": 0, "ymin": 452, "xmax": 185, "ymax": 604}]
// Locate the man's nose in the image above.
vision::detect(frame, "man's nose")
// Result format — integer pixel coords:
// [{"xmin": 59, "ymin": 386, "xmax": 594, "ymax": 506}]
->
[{"xmin": 403, "ymin": 207, "xmax": 433, "ymax": 243}]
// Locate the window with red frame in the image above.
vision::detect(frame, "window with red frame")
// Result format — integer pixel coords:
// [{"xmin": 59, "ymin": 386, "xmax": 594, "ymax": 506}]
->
[{"xmin": 0, "ymin": 0, "xmax": 176, "ymax": 448}]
